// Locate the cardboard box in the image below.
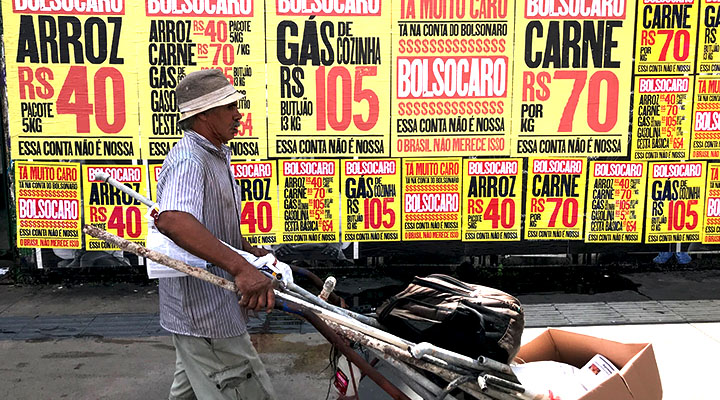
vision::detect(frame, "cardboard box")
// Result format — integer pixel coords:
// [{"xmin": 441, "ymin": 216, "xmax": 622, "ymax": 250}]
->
[{"xmin": 515, "ymin": 329, "xmax": 662, "ymax": 400}]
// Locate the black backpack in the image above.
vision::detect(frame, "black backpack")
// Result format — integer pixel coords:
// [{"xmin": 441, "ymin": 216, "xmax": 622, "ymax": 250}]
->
[{"xmin": 376, "ymin": 274, "xmax": 524, "ymax": 364}]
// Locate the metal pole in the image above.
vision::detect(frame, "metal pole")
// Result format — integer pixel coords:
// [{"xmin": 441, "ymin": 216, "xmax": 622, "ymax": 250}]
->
[
  {"xmin": 276, "ymin": 297, "xmax": 413, "ymax": 400},
  {"xmin": 321, "ymin": 319, "xmax": 492, "ymax": 400},
  {"xmin": 367, "ymin": 348, "xmax": 462, "ymax": 400}
]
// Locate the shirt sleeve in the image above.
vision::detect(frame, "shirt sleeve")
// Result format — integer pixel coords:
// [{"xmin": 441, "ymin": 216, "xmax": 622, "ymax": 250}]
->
[{"xmin": 157, "ymin": 156, "xmax": 205, "ymax": 222}]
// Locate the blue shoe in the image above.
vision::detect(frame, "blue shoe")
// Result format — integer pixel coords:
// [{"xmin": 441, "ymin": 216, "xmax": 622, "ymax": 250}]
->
[
  {"xmin": 653, "ymin": 252, "xmax": 673, "ymax": 264},
  {"xmin": 675, "ymin": 252, "xmax": 692, "ymax": 265}
]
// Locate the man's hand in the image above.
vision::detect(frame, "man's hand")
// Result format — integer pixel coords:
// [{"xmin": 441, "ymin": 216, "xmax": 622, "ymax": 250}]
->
[
  {"xmin": 248, "ymin": 246, "xmax": 270, "ymax": 257},
  {"xmin": 241, "ymin": 237, "xmax": 270, "ymax": 257},
  {"xmin": 235, "ymin": 266, "xmax": 275, "ymax": 313}
]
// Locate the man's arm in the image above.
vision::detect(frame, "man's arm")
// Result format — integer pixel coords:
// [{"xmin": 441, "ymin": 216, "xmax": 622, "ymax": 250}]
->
[{"xmin": 155, "ymin": 210, "xmax": 274, "ymax": 312}]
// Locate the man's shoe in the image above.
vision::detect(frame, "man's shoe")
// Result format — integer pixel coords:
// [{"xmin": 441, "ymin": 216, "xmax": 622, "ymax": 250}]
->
[
  {"xmin": 653, "ymin": 252, "xmax": 673, "ymax": 264},
  {"xmin": 675, "ymin": 252, "xmax": 692, "ymax": 265}
]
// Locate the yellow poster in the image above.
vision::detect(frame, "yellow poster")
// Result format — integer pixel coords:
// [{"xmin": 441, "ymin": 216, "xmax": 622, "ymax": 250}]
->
[
  {"xmin": 138, "ymin": 0, "xmax": 267, "ymax": 160},
  {"xmin": 635, "ymin": 0, "xmax": 699, "ymax": 75},
  {"xmin": 525, "ymin": 158, "xmax": 587, "ymax": 240},
  {"xmin": 691, "ymin": 75, "xmax": 720, "ymax": 159},
  {"xmin": 698, "ymin": 0, "xmax": 720, "ymax": 73},
  {"xmin": 462, "ymin": 159, "xmax": 522, "ymax": 241},
  {"xmin": 704, "ymin": 163, "xmax": 720, "ymax": 243},
  {"xmin": 632, "ymin": 77, "xmax": 693, "ymax": 160},
  {"xmin": 278, "ymin": 160, "xmax": 340, "ymax": 243},
  {"xmin": 586, "ymin": 162, "xmax": 647, "ymax": 243},
  {"xmin": 511, "ymin": 0, "xmax": 635, "ymax": 157},
  {"xmin": 266, "ymin": 0, "xmax": 391, "ymax": 157},
  {"xmin": 231, "ymin": 161, "xmax": 281, "ymax": 245},
  {"xmin": 15, "ymin": 162, "xmax": 81, "ymax": 249},
  {"xmin": 391, "ymin": 0, "xmax": 513, "ymax": 157},
  {"xmin": 82, "ymin": 165, "xmax": 149, "ymax": 250},
  {"xmin": 3, "ymin": 2, "xmax": 140, "ymax": 160},
  {"xmin": 402, "ymin": 158, "xmax": 462, "ymax": 240},
  {"xmin": 341, "ymin": 159, "xmax": 401, "ymax": 242},
  {"xmin": 645, "ymin": 162, "xmax": 706, "ymax": 243}
]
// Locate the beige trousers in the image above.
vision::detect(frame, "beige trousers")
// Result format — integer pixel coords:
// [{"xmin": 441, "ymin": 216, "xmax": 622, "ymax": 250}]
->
[{"xmin": 169, "ymin": 332, "xmax": 277, "ymax": 400}]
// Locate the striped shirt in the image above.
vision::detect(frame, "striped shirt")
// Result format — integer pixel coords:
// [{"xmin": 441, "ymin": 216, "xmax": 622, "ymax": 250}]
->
[{"xmin": 156, "ymin": 130, "xmax": 247, "ymax": 338}]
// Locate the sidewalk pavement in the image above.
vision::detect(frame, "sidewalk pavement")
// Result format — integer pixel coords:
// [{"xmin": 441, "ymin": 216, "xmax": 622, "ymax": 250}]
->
[{"xmin": 2, "ymin": 269, "xmax": 720, "ymax": 399}]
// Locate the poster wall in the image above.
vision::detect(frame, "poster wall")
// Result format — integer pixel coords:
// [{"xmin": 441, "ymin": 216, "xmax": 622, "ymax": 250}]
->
[
  {"xmin": 15, "ymin": 162, "xmax": 82, "ymax": 249},
  {"xmin": 511, "ymin": 0, "xmax": 635, "ymax": 157},
  {"xmin": 82, "ymin": 165, "xmax": 149, "ymax": 250},
  {"xmin": 341, "ymin": 159, "xmax": 401, "ymax": 242},
  {"xmin": 631, "ymin": 76, "xmax": 693, "ymax": 161},
  {"xmin": 278, "ymin": 160, "xmax": 340, "ymax": 243},
  {"xmin": 586, "ymin": 162, "xmax": 647, "ymax": 243},
  {"xmin": 462, "ymin": 159, "xmax": 522, "ymax": 241},
  {"xmin": 705, "ymin": 163, "xmax": 720, "ymax": 243},
  {"xmin": 391, "ymin": 0, "xmax": 513, "ymax": 157},
  {"xmin": 139, "ymin": 0, "xmax": 266, "ymax": 160},
  {"xmin": 3, "ymin": 1, "xmax": 141, "ymax": 160},
  {"xmin": 231, "ymin": 161, "xmax": 281, "ymax": 245},
  {"xmin": 402, "ymin": 158, "xmax": 462, "ymax": 240},
  {"xmin": 525, "ymin": 158, "xmax": 587, "ymax": 240},
  {"xmin": 266, "ymin": 0, "xmax": 391, "ymax": 157},
  {"xmin": 6, "ymin": 2, "xmax": 720, "ymax": 253},
  {"xmin": 698, "ymin": 0, "xmax": 720, "ymax": 73},
  {"xmin": 645, "ymin": 161, "xmax": 706, "ymax": 243}
]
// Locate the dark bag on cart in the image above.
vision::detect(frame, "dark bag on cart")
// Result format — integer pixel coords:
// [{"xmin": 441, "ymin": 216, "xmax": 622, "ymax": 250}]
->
[{"xmin": 376, "ymin": 274, "xmax": 524, "ymax": 363}]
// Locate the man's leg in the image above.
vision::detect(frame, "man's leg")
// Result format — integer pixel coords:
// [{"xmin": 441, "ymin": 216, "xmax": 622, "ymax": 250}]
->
[
  {"xmin": 169, "ymin": 347, "xmax": 196, "ymax": 400},
  {"xmin": 173, "ymin": 333, "xmax": 277, "ymax": 400}
]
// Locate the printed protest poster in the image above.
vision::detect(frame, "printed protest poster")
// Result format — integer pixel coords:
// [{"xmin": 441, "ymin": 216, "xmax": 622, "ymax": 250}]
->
[
  {"xmin": 402, "ymin": 158, "xmax": 462, "ymax": 240},
  {"xmin": 82, "ymin": 165, "xmax": 149, "ymax": 250},
  {"xmin": 392, "ymin": 0, "xmax": 513, "ymax": 157},
  {"xmin": 704, "ymin": 163, "xmax": 720, "ymax": 243},
  {"xmin": 511, "ymin": 0, "xmax": 634, "ymax": 157},
  {"xmin": 148, "ymin": 163, "xmax": 163, "ymax": 201},
  {"xmin": 139, "ymin": 0, "xmax": 266, "ymax": 160},
  {"xmin": 632, "ymin": 77, "xmax": 693, "ymax": 160},
  {"xmin": 586, "ymin": 162, "xmax": 647, "ymax": 243},
  {"xmin": 691, "ymin": 75, "xmax": 720, "ymax": 158},
  {"xmin": 278, "ymin": 160, "xmax": 340, "ymax": 243},
  {"xmin": 15, "ymin": 162, "xmax": 81, "ymax": 249},
  {"xmin": 462, "ymin": 159, "xmax": 522, "ymax": 241},
  {"xmin": 646, "ymin": 162, "xmax": 706, "ymax": 243},
  {"xmin": 266, "ymin": 0, "xmax": 391, "ymax": 157},
  {"xmin": 635, "ymin": 0, "xmax": 698, "ymax": 75},
  {"xmin": 525, "ymin": 158, "xmax": 587, "ymax": 240},
  {"xmin": 231, "ymin": 161, "xmax": 280, "ymax": 245},
  {"xmin": 3, "ymin": 1, "xmax": 140, "ymax": 160},
  {"xmin": 341, "ymin": 159, "xmax": 401, "ymax": 242},
  {"xmin": 698, "ymin": 0, "xmax": 720, "ymax": 73}
]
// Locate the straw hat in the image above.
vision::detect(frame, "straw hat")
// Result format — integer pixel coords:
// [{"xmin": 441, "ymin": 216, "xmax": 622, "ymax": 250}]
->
[{"xmin": 176, "ymin": 69, "xmax": 244, "ymax": 121}]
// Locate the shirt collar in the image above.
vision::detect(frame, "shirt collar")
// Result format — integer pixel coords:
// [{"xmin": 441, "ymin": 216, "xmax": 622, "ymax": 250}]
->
[{"xmin": 183, "ymin": 129, "xmax": 231, "ymax": 159}]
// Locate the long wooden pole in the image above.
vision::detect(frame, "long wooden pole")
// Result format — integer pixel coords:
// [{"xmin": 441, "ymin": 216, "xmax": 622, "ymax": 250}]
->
[{"xmin": 83, "ymin": 225, "xmax": 236, "ymax": 292}]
